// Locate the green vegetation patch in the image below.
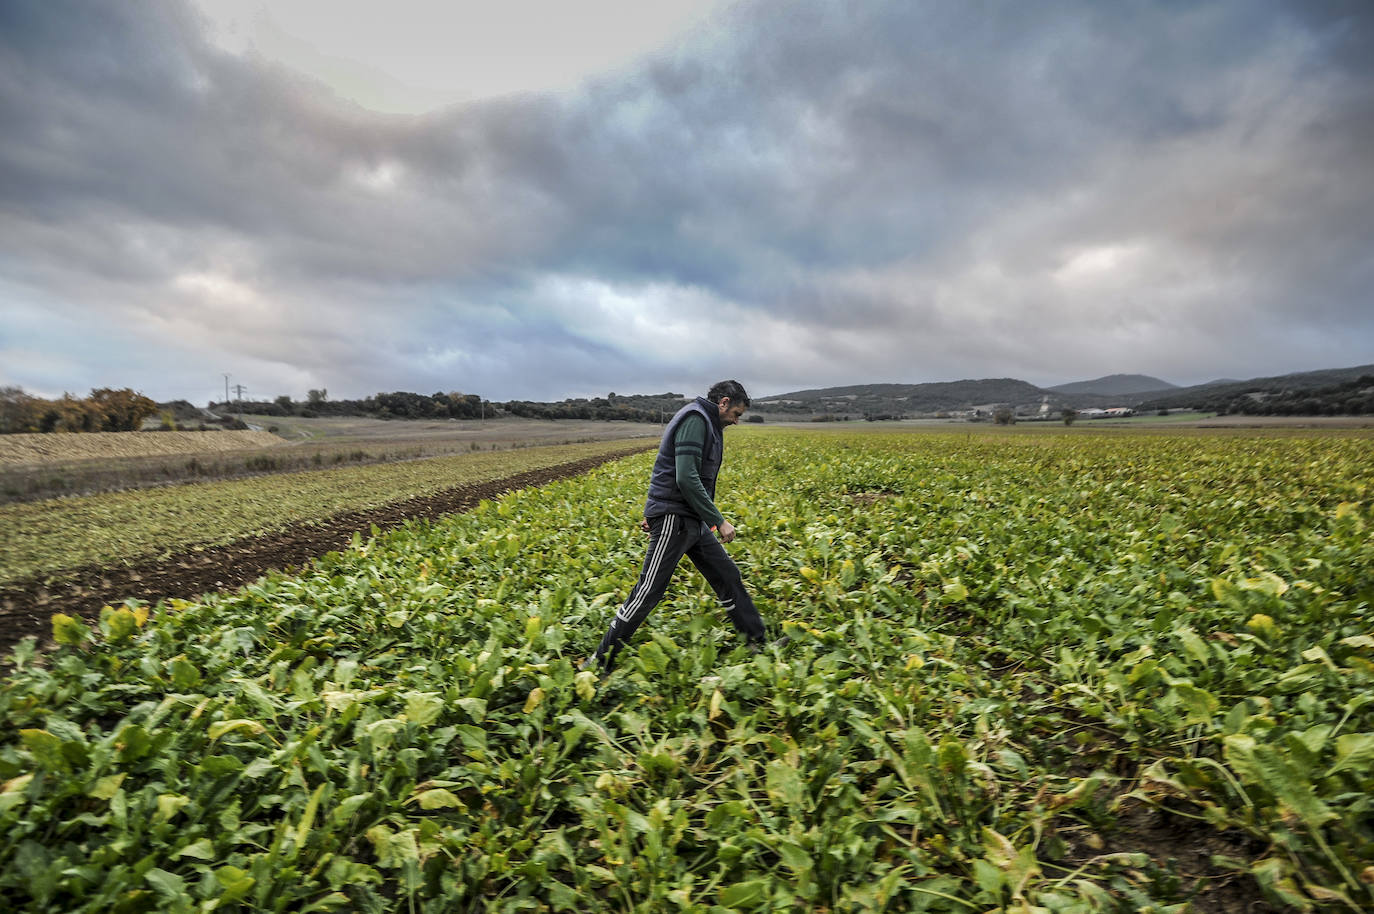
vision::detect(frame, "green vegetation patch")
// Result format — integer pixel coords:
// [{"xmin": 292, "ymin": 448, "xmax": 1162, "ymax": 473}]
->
[
  {"xmin": 2, "ymin": 429, "xmax": 1372, "ymax": 911},
  {"xmin": 0, "ymin": 440, "xmax": 642, "ymax": 584}
]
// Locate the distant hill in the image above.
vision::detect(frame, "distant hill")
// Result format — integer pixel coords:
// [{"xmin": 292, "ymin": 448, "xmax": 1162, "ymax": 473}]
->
[
  {"xmin": 753, "ymin": 363, "xmax": 1374, "ymax": 419},
  {"xmin": 1137, "ymin": 364, "xmax": 1374, "ymax": 413},
  {"xmin": 758, "ymin": 378, "xmax": 1055, "ymax": 416},
  {"xmin": 1048, "ymin": 374, "xmax": 1177, "ymax": 396}
]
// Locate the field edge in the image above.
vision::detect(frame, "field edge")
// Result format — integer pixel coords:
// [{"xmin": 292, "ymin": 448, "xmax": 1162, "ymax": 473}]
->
[{"xmin": 0, "ymin": 448, "xmax": 649, "ymax": 661}]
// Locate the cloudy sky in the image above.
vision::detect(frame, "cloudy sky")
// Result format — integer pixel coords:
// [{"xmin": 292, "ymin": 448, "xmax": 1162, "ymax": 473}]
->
[{"xmin": 2, "ymin": 0, "xmax": 1371, "ymax": 404}]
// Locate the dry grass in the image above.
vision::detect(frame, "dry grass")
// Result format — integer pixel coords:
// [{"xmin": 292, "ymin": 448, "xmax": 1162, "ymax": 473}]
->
[
  {"xmin": 0, "ymin": 430, "xmax": 284, "ymax": 465},
  {"xmin": 0, "ymin": 418, "xmax": 663, "ymax": 503}
]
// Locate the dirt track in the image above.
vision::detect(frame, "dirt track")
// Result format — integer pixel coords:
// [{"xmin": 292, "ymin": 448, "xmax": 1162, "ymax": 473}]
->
[{"xmin": 0, "ymin": 449, "xmax": 648, "ymax": 659}]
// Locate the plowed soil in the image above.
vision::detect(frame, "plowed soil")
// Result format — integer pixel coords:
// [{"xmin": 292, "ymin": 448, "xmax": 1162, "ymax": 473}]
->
[{"xmin": 0, "ymin": 450, "xmax": 647, "ymax": 659}]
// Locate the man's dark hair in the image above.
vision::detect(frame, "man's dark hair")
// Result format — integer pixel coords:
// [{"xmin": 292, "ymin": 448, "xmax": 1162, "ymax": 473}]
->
[{"xmin": 708, "ymin": 379, "xmax": 750, "ymax": 407}]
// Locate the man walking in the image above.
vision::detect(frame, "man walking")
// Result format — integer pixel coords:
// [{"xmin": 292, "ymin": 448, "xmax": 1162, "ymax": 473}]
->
[{"xmin": 585, "ymin": 380, "xmax": 767, "ymax": 671}]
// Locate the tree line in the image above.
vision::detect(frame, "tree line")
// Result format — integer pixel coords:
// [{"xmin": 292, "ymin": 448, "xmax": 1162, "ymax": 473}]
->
[
  {"xmin": 210, "ymin": 390, "xmax": 690, "ymax": 424},
  {"xmin": 1, "ymin": 385, "xmax": 693, "ymax": 434},
  {"xmin": 213, "ymin": 390, "xmax": 488, "ymax": 421},
  {"xmin": 1, "ymin": 387, "xmax": 159, "ymax": 434}
]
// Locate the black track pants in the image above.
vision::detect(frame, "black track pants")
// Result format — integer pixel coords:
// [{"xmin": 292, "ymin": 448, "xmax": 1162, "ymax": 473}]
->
[{"xmin": 592, "ymin": 513, "xmax": 765, "ymax": 668}]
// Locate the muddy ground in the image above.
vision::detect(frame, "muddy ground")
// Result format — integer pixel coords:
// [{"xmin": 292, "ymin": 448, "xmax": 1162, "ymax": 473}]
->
[{"xmin": 0, "ymin": 450, "xmax": 646, "ymax": 658}]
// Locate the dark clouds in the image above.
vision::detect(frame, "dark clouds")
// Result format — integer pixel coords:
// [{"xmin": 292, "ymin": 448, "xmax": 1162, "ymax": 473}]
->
[{"xmin": 1, "ymin": 0, "xmax": 1371, "ymax": 402}]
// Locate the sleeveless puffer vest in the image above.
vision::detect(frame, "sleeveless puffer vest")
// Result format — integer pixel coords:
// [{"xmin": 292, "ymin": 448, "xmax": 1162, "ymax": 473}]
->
[{"xmin": 643, "ymin": 397, "xmax": 723, "ymax": 520}]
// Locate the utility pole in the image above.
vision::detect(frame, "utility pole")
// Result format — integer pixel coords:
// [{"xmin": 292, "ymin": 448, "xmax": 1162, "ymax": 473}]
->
[
  {"xmin": 232, "ymin": 384, "xmax": 247, "ymax": 418},
  {"xmin": 223, "ymin": 374, "xmax": 230, "ymax": 409}
]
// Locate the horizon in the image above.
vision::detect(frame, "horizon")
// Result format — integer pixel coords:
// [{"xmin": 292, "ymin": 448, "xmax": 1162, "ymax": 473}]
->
[{"xmin": 15, "ymin": 361, "xmax": 1374, "ymax": 407}]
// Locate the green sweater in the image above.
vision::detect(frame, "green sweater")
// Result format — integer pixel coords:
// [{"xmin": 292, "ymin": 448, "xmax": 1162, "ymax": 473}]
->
[{"xmin": 672, "ymin": 414, "xmax": 726, "ymax": 528}]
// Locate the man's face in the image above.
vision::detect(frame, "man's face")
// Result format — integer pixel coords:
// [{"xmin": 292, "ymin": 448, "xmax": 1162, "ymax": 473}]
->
[{"xmin": 717, "ymin": 397, "xmax": 747, "ymax": 426}]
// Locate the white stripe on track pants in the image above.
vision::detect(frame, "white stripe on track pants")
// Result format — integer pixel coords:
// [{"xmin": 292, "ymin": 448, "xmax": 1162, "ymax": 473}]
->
[{"xmin": 591, "ymin": 513, "xmax": 765, "ymax": 669}]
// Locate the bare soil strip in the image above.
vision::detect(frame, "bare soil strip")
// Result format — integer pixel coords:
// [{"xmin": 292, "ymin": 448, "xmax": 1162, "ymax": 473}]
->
[
  {"xmin": 0, "ymin": 449, "xmax": 647, "ymax": 659},
  {"xmin": 1058, "ymin": 798, "xmax": 1281, "ymax": 914}
]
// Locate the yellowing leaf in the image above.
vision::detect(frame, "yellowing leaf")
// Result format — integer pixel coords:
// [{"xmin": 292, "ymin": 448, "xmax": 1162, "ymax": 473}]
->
[
  {"xmin": 89, "ymin": 773, "xmax": 127, "ymax": 800},
  {"xmin": 1239, "ymin": 571, "xmax": 1288, "ymax": 596},
  {"xmin": 1, "ymin": 773, "xmax": 35, "ymax": 813},
  {"xmin": 51, "ymin": 613, "xmax": 89, "ymax": 646},
  {"xmin": 208, "ymin": 719, "xmax": 265, "ymax": 740},
  {"xmin": 1210, "ymin": 577, "xmax": 1239, "ymax": 606},
  {"xmin": 523, "ymin": 687, "xmax": 545, "ymax": 713},
  {"xmin": 3, "ymin": 773, "xmax": 35, "ymax": 795},
  {"xmin": 1047, "ymin": 776, "xmax": 1100, "ymax": 811},
  {"xmin": 321, "ymin": 689, "xmax": 385, "ymax": 712},
  {"xmin": 155, "ymin": 793, "xmax": 191, "ymax": 822},
  {"xmin": 414, "ymin": 788, "xmax": 463, "ymax": 809},
  {"xmin": 982, "ymin": 827, "xmax": 1017, "ymax": 868},
  {"xmin": 101, "ymin": 606, "xmax": 139, "ymax": 642}
]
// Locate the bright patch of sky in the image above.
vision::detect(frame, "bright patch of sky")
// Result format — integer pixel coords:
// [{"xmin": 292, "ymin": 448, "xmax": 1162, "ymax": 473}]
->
[{"xmin": 190, "ymin": 0, "xmax": 727, "ymax": 112}]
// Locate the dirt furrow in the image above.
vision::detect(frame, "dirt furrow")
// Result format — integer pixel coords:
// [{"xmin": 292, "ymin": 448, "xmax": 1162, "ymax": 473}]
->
[{"xmin": 0, "ymin": 449, "xmax": 648, "ymax": 658}]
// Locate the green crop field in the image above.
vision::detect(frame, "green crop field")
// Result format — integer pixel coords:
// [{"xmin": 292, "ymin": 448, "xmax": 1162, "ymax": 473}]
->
[{"xmin": 2, "ymin": 428, "xmax": 1371, "ymax": 912}]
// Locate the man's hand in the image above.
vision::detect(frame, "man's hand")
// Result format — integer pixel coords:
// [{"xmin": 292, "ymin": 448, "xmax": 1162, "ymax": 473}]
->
[
  {"xmin": 716, "ymin": 520, "xmax": 737, "ymax": 543},
  {"xmin": 640, "ymin": 518, "xmax": 650, "ymax": 534}
]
